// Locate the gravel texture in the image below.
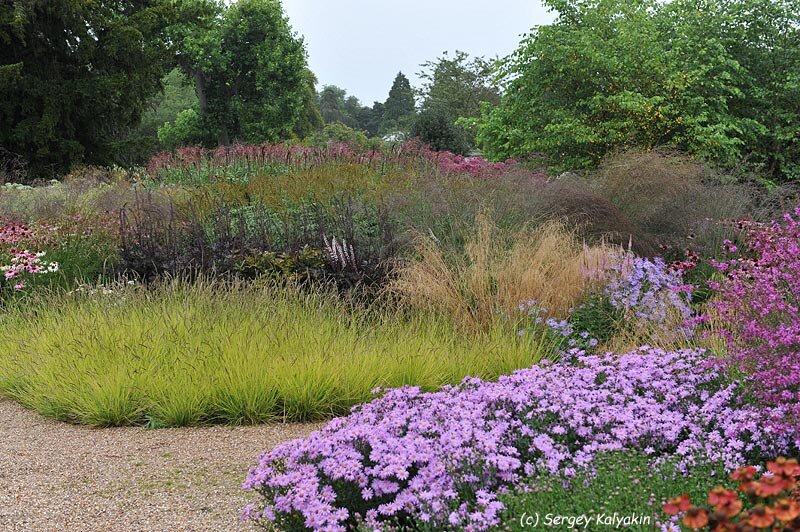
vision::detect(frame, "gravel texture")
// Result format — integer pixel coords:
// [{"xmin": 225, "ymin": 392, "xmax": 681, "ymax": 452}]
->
[{"xmin": 0, "ymin": 399, "xmax": 321, "ymax": 531}]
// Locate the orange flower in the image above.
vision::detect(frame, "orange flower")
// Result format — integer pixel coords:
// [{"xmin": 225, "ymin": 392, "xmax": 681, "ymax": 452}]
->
[
  {"xmin": 731, "ymin": 466, "xmax": 758, "ymax": 482},
  {"xmin": 664, "ymin": 494, "xmax": 692, "ymax": 515},
  {"xmin": 773, "ymin": 498, "xmax": 800, "ymax": 522},
  {"xmin": 755, "ymin": 475, "xmax": 789, "ymax": 497},
  {"xmin": 683, "ymin": 507, "xmax": 709, "ymax": 529},
  {"xmin": 715, "ymin": 498, "xmax": 743, "ymax": 518},
  {"xmin": 737, "ymin": 480, "xmax": 757, "ymax": 495},
  {"xmin": 746, "ymin": 505, "xmax": 775, "ymax": 528},
  {"xmin": 709, "ymin": 522, "xmax": 736, "ymax": 532},
  {"xmin": 708, "ymin": 487, "xmax": 739, "ymax": 507},
  {"xmin": 767, "ymin": 457, "xmax": 800, "ymax": 478}
]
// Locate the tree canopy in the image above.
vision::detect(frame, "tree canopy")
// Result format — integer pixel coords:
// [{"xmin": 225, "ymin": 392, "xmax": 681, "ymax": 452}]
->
[
  {"xmin": 178, "ymin": 0, "xmax": 310, "ymax": 146},
  {"xmin": 477, "ymin": 0, "xmax": 800, "ymax": 180},
  {"xmin": 413, "ymin": 51, "xmax": 499, "ymax": 153},
  {"xmin": 381, "ymin": 72, "xmax": 416, "ymax": 134},
  {"xmin": 0, "ymin": 0, "xmax": 177, "ymax": 176}
]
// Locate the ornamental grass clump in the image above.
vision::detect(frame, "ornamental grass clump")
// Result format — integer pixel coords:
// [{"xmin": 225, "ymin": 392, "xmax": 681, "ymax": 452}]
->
[
  {"xmin": 243, "ymin": 348, "xmax": 794, "ymax": 531},
  {"xmin": 711, "ymin": 208, "xmax": 800, "ymax": 438},
  {"xmin": 390, "ymin": 213, "xmax": 614, "ymax": 332}
]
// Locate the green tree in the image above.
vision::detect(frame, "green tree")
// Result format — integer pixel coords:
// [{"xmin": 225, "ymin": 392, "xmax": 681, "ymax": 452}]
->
[
  {"xmin": 180, "ymin": 0, "xmax": 309, "ymax": 146},
  {"xmin": 477, "ymin": 0, "xmax": 800, "ymax": 180},
  {"xmin": 363, "ymin": 102, "xmax": 385, "ymax": 137},
  {"xmin": 381, "ymin": 72, "xmax": 416, "ymax": 133},
  {"xmin": 0, "ymin": 0, "xmax": 177, "ymax": 176},
  {"xmin": 411, "ymin": 106, "xmax": 470, "ymax": 155},
  {"xmin": 318, "ymin": 85, "xmax": 352, "ymax": 126},
  {"xmin": 316, "ymin": 85, "xmax": 385, "ymax": 137},
  {"xmin": 140, "ymin": 68, "xmax": 200, "ymax": 139},
  {"xmin": 414, "ymin": 50, "xmax": 499, "ymax": 151},
  {"xmin": 294, "ymin": 69, "xmax": 324, "ymax": 139}
]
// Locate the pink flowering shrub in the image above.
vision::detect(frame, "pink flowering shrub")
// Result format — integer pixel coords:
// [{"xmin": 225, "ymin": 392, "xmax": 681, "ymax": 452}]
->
[
  {"xmin": 711, "ymin": 208, "xmax": 800, "ymax": 438},
  {"xmin": 242, "ymin": 348, "xmax": 795, "ymax": 531},
  {"xmin": 433, "ymin": 150, "xmax": 514, "ymax": 178}
]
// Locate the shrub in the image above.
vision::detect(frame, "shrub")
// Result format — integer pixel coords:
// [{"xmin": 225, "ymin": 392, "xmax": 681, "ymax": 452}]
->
[
  {"xmin": 242, "ymin": 348, "xmax": 794, "ymax": 531},
  {"xmin": 711, "ymin": 208, "xmax": 800, "ymax": 439},
  {"xmin": 156, "ymin": 108, "xmax": 206, "ymax": 151},
  {"xmin": 390, "ymin": 213, "xmax": 614, "ymax": 331},
  {"xmin": 411, "ymin": 106, "xmax": 470, "ymax": 156},
  {"xmin": 118, "ymin": 191, "xmax": 397, "ymax": 290}
]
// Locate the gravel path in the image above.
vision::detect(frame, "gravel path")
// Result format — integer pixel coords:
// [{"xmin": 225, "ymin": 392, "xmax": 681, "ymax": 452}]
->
[{"xmin": 0, "ymin": 399, "xmax": 322, "ymax": 531}]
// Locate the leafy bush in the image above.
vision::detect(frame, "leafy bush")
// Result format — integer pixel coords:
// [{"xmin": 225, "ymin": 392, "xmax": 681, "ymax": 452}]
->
[
  {"xmin": 411, "ymin": 105, "xmax": 470, "ymax": 156},
  {"xmin": 306, "ymin": 122, "xmax": 380, "ymax": 152},
  {"xmin": 711, "ymin": 209, "xmax": 800, "ymax": 439},
  {"xmin": 242, "ymin": 348, "xmax": 795, "ymax": 531},
  {"xmin": 156, "ymin": 108, "xmax": 207, "ymax": 151}
]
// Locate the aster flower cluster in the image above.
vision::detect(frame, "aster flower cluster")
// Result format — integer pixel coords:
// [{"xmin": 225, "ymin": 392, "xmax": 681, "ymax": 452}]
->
[
  {"xmin": 242, "ymin": 348, "xmax": 794, "ymax": 531},
  {"xmin": 711, "ymin": 207, "xmax": 800, "ymax": 439},
  {"xmin": 604, "ymin": 250, "xmax": 694, "ymax": 329}
]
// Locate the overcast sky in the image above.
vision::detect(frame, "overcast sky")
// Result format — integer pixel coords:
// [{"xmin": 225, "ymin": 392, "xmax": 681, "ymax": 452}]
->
[{"xmin": 281, "ymin": 0, "xmax": 556, "ymax": 105}]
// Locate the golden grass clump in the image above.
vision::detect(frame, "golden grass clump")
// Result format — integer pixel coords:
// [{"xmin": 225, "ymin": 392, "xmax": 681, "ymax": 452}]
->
[
  {"xmin": 0, "ymin": 278, "xmax": 558, "ymax": 427},
  {"xmin": 390, "ymin": 213, "xmax": 616, "ymax": 331}
]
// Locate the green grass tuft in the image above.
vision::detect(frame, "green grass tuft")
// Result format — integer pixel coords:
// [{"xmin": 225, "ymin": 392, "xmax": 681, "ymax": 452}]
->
[{"xmin": 0, "ymin": 280, "xmax": 559, "ymax": 427}]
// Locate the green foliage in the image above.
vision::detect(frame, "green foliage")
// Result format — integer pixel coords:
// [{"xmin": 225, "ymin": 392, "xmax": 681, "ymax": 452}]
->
[
  {"xmin": 140, "ymin": 69, "xmax": 200, "ymax": 140},
  {"xmin": 294, "ymin": 69, "xmax": 324, "ymax": 139},
  {"xmin": 316, "ymin": 85, "xmax": 383, "ymax": 137},
  {"xmin": 0, "ymin": 0, "xmax": 178, "ymax": 177},
  {"xmin": 411, "ymin": 105, "xmax": 470, "ymax": 155},
  {"xmin": 416, "ymin": 50, "xmax": 499, "ymax": 150},
  {"xmin": 568, "ymin": 294, "xmax": 621, "ymax": 347},
  {"xmin": 381, "ymin": 72, "xmax": 416, "ymax": 134},
  {"xmin": 232, "ymin": 247, "xmax": 325, "ymax": 283},
  {"xmin": 0, "ymin": 281, "xmax": 558, "ymax": 426},
  {"xmin": 306, "ymin": 122, "xmax": 372, "ymax": 149},
  {"xmin": 478, "ymin": 0, "xmax": 800, "ymax": 181},
  {"xmin": 500, "ymin": 452, "xmax": 727, "ymax": 531},
  {"xmin": 157, "ymin": 109, "xmax": 206, "ymax": 150},
  {"xmin": 179, "ymin": 0, "xmax": 309, "ymax": 146},
  {"xmin": 318, "ymin": 85, "xmax": 352, "ymax": 126}
]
